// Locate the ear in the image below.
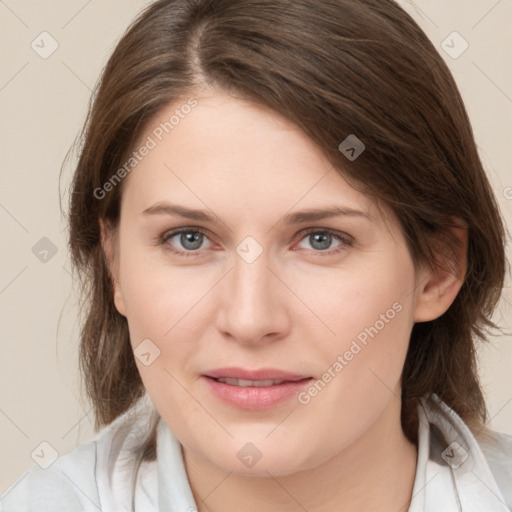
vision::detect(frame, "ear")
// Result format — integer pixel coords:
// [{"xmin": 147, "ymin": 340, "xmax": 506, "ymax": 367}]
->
[
  {"xmin": 99, "ymin": 218, "xmax": 127, "ymax": 317},
  {"xmin": 413, "ymin": 223, "xmax": 468, "ymax": 323}
]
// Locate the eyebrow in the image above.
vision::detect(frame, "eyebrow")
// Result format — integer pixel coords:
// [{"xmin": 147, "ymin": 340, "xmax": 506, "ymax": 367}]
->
[{"xmin": 141, "ymin": 201, "xmax": 374, "ymax": 225}]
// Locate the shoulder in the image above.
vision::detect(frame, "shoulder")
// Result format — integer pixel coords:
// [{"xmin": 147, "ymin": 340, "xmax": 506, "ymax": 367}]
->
[
  {"xmin": 0, "ymin": 395, "xmax": 158, "ymax": 512},
  {"xmin": 419, "ymin": 394, "xmax": 512, "ymax": 508},
  {"xmin": 476, "ymin": 427, "xmax": 512, "ymax": 505},
  {"xmin": 0, "ymin": 432, "xmax": 103, "ymax": 512}
]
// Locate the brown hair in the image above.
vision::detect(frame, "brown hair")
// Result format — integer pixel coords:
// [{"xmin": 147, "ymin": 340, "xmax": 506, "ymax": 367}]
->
[{"xmin": 66, "ymin": 0, "xmax": 507, "ymax": 458}]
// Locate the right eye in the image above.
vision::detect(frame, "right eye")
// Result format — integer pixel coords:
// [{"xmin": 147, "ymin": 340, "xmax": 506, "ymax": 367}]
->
[{"xmin": 160, "ymin": 228, "xmax": 213, "ymax": 257}]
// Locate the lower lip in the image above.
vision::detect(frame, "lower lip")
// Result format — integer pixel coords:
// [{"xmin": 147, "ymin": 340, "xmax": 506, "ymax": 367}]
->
[{"xmin": 202, "ymin": 376, "xmax": 313, "ymax": 410}]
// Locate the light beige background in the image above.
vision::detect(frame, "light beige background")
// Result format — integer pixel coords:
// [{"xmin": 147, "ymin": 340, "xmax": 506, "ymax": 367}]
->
[{"xmin": 0, "ymin": 0, "xmax": 511, "ymax": 494}]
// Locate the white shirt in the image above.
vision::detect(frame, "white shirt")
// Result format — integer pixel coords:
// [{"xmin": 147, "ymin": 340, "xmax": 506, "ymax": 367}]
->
[{"xmin": 1, "ymin": 392, "xmax": 511, "ymax": 511}]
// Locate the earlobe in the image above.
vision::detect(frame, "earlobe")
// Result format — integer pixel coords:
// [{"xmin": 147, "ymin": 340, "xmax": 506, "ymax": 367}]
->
[
  {"xmin": 413, "ymin": 224, "xmax": 468, "ymax": 323},
  {"xmin": 99, "ymin": 218, "xmax": 127, "ymax": 317},
  {"xmin": 113, "ymin": 288, "xmax": 127, "ymax": 317}
]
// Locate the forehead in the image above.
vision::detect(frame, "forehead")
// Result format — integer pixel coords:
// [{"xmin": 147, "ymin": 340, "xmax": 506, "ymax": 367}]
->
[{"xmin": 120, "ymin": 91, "xmax": 380, "ymax": 223}]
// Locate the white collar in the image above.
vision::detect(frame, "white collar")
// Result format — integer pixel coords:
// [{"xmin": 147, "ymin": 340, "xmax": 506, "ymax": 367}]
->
[
  {"xmin": 408, "ymin": 394, "xmax": 510, "ymax": 511},
  {"xmin": 153, "ymin": 393, "xmax": 510, "ymax": 512}
]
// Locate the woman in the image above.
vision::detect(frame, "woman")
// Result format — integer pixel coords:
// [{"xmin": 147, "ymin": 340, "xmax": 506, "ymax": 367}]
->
[{"xmin": 1, "ymin": 0, "xmax": 511, "ymax": 511}]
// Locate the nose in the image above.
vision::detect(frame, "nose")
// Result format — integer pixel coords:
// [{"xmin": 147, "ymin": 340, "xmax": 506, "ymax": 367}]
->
[{"xmin": 215, "ymin": 246, "xmax": 291, "ymax": 346}]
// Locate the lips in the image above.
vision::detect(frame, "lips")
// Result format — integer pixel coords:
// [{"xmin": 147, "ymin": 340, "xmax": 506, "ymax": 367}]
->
[{"xmin": 202, "ymin": 367, "xmax": 313, "ymax": 410}]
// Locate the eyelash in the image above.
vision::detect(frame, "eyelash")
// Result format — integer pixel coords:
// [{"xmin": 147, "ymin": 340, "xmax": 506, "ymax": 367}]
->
[{"xmin": 158, "ymin": 227, "xmax": 353, "ymax": 258}]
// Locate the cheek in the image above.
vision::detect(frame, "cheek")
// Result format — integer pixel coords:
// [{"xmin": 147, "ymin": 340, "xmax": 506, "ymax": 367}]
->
[
  {"xmin": 302, "ymin": 252, "xmax": 415, "ymax": 353},
  {"xmin": 301, "ymin": 251, "xmax": 416, "ymax": 405},
  {"xmin": 291, "ymin": 259, "xmax": 416, "ymax": 453},
  {"xmin": 119, "ymin": 244, "xmax": 211, "ymax": 341},
  {"xmin": 118, "ymin": 249, "xmax": 219, "ymax": 403}
]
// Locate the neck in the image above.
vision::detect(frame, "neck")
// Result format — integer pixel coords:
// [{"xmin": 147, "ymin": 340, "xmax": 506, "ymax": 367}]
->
[{"xmin": 183, "ymin": 396, "xmax": 418, "ymax": 512}]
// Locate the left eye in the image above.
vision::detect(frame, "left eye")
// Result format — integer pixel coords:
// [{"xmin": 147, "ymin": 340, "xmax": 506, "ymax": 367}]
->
[{"xmin": 295, "ymin": 230, "xmax": 348, "ymax": 253}]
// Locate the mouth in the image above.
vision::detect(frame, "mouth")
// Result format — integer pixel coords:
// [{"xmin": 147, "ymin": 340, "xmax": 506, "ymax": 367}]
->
[
  {"xmin": 201, "ymin": 368, "xmax": 314, "ymax": 410},
  {"xmin": 204, "ymin": 366, "xmax": 312, "ymax": 382},
  {"xmin": 210, "ymin": 377, "xmax": 297, "ymax": 387}
]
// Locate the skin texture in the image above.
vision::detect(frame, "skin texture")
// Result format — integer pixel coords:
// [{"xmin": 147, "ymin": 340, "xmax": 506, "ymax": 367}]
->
[{"xmin": 101, "ymin": 90, "xmax": 467, "ymax": 512}]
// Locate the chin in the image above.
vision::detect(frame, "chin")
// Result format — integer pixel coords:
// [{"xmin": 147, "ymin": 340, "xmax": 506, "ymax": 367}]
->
[{"xmin": 200, "ymin": 441, "xmax": 320, "ymax": 478}]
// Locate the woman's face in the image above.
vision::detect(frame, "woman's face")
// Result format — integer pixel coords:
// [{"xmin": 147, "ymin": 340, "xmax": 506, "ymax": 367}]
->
[{"xmin": 106, "ymin": 90, "xmax": 429, "ymax": 476}]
